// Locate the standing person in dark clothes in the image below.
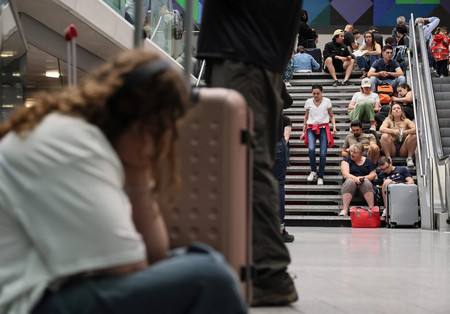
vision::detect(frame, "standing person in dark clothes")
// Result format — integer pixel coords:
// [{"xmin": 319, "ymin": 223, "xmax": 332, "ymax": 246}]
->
[
  {"xmin": 297, "ymin": 9, "xmax": 316, "ymax": 48},
  {"xmin": 197, "ymin": 0, "xmax": 302, "ymax": 307},
  {"xmin": 273, "ymin": 114, "xmax": 294, "ymax": 243}
]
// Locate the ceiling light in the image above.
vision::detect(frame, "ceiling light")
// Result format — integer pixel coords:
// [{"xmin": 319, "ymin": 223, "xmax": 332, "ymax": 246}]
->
[
  {"xmin": 45, "ymin": 71, "xmax": 60, "ymax": 78},
  {"xmin": 0, "ymin": 51, "xmax": 15, "ymax": 57},
  {"xmin": 12, "ymin": 72, "xmax": 20, "ymax": 77}
]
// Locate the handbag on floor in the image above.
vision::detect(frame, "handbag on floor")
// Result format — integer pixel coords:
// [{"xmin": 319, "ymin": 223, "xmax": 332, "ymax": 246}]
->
[{"xmin": 350, "ymin": 206, "xmax": 381, "ymax": 228}]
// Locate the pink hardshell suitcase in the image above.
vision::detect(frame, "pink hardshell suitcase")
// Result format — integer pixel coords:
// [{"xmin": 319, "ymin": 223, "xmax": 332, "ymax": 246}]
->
[{"xmin": 162, "ymin": 87, "xmax": 254, "ymax": 302}]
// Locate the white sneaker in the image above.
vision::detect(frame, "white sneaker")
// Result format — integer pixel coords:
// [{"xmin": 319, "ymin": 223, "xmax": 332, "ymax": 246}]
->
[
  {"xmin": 317, "ymin": 178, "xmax": 324, "ymax": 185},
  {"xmin": 307, "ymin": 172, "xmax": 318, "ymax": 181},
  {"xmin": 285, "ymin": 81, "xmax": 292, "ymax": 87},
  {"xmin": 370, "ymin": 125, "xmax": 376, "ymax": 132},
  {"xmin": 406, "ymin": 157, "xmax": 414, "ymax": 167},
  {"xmin": 338, "ymin": 209, "xmax": 348, "ymax": 216}
]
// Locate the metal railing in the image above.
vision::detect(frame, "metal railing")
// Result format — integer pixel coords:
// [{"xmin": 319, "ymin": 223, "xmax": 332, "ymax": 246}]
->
[{"xmin": 408, "ymin": 13, "xmax": 449, "ymax": 229}]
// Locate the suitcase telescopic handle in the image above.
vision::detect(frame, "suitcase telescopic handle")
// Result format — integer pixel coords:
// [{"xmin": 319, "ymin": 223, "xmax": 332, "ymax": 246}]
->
[{"xmin": 64, "ymin": 24, "xmax": 78, "ymax": 86}]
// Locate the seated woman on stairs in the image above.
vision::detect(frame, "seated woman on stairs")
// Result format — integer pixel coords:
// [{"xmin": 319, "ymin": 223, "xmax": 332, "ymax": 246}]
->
[
  {"xmin": 356, "ymin": 31, "xmax": 381, "ymax": 79},
  {"xmin": 348, "ymin": 78, "xmax": 381, "ymax": 131},
  {"xmin": 300, "ymin": 84, "xmax": 337, "ymax": 185},
  {"xmin": 339, "ymin": 143, "xmax": 377, "ymax": 216},
  {"xmin": 379, "ymin": 103, "xmax": 417, "ymax": 167}
]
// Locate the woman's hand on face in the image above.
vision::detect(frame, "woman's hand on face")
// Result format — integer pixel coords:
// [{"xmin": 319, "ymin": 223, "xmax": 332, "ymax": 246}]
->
[{"xmin": 114, "ymin": 123, "xmax": 155, "ymax": 170}]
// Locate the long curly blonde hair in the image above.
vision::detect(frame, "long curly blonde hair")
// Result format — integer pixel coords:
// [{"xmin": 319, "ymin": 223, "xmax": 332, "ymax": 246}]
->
[{"xmin": 0, "ymin": 49, "xmax": 189, "ymax": 197}]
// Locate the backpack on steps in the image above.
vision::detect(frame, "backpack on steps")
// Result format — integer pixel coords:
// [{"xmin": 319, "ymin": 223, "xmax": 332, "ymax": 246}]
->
[{"xmin": 377, "ymin": 83, "xmax": 394, "ymax": 105}]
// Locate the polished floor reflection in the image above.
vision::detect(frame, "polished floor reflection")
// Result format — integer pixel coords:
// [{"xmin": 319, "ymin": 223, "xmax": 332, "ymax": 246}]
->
[{"xmin": 251, "ymin": 227, "xmax": 450, "ymax": 314}]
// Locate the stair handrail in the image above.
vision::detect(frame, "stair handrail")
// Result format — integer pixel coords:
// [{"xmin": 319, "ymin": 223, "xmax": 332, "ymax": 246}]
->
[
  {"xmin": 409, "ymin": 13, "xmax": 450, "ymax": 227},
  {"xmin": 414, "ymin": 16, "xmax": 448, "ymax": 215}
]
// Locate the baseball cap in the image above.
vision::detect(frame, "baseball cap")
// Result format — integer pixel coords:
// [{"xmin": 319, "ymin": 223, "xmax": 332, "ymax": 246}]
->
[
  {"xmin": 361, "ymin": 78, "xmax": 371, "ymax": 87},
  {"xmin": 333, "ymin": 29, "xmax": 344, "ymax": 37}
]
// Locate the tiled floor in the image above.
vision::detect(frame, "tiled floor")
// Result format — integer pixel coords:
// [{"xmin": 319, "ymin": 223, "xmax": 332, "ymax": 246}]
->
[{"xmin": 250, "ymin": 227, "xmax": 450, "ymax": 314}]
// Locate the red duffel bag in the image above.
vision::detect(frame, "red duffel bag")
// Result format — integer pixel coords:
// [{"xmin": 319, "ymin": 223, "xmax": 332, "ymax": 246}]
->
[{"xmin": 350, "ymin": 206, "xmax": 381, "ymax": 228}]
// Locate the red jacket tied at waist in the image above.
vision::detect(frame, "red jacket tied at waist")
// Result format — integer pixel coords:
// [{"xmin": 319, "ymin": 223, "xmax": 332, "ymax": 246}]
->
[{"xmin": 304, "ymin": 123, "xmax": 335, "ymax": 148}]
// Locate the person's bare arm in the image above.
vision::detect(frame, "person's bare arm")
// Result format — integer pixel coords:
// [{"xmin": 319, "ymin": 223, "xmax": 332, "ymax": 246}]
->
[
  {"xmin": 405, "ymin": 176, "xmax": 414, "ymax": 184},
  {"xmin": 114, "ymin": 123, "xmax": 169, "ymax": 265},
  {"xmin": 328, "ymin": 107, "xmax": 337, "ymax": 134},
  {"xmin": 392, "ymin": 90, "xmax": 413, "ymax": 103},
  {"xmin": 348, "ymin": 101, "xmax": 356, "ymax": 111},
  {"xmin": 284, "ymin": 125, "xmax": 292, "ymax": 143},
  {"xmin": 367, "ymin": 67, "xmax": 377, "ymax": 78},
  {"xmin": 390, "ymin": 67, "xmax": 404, "ymax": 78}
]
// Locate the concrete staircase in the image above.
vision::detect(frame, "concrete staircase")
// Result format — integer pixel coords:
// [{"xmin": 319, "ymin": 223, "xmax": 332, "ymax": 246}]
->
[{"xmin": 284, "ymin": 71, "xmax": 416, "ymax": 227}]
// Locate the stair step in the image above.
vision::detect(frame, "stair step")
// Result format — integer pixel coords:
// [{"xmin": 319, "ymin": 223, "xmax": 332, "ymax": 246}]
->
[
  {"xmin": 285, "ymin": 205, "xmax": 341, "ymax": 211},
  {"xmin": 290, "ymin": 92, "xmax": 355, "ymax": 100},
  {"xmin": 285, "ymin": 215, "xmax": 349, "ymax": 220},
  {"xmin": 287, "ymin": 165, "xmax": 342, "ymax": 172},
  {"xmin": 290, "ymin": 148, "xmax": 342, "ymax": 154},
  {"xmin": 287, "ymin": 86, "xmax": 358, "ymax": 93},
  {"xmin": 284, "ymin": 107, "xmax": 349, "ymax": 114},
  {"xmin": 286, "ymin": 194, "xmax": 341, "ymax": 201},
  {"xmin": 285, "ymin": 185, "xmax": 341, "ymax": 191},
  {"xmin": 286, "ymin": 174, "xmax": 343, "ymax": 181},
  {"xmin": 290, "ymin": 100, "xmax": 349, "ymax": 106}
]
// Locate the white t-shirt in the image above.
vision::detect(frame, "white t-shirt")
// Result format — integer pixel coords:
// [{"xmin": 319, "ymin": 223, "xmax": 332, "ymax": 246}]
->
[
  {"xmin": 350, "ymin": 92, "xmax": 380, "ymax": 106},
  {"xmin": 305, "ymin": 97, "xmax": 332, "ymax": 125},
  {"xmin": 0, "ymin": 114, "xmax": 146, "ymax": 314}
]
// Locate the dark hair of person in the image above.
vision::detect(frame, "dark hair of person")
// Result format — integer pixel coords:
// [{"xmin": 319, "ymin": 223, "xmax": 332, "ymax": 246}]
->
[
  {"xmin": 382, "ymin": 45, "xmax": 394, "ymax": 52},
  {"xmin": 297, "ymin": 45, "xmax": 305, "ymax": 53},
  {"xmin": 398, "ymin": 83, "xmax": 411, "ymax": 92},
  {"xmin": 350, "ymin": 120, "xmax": 362, "ymax": 128},
  {"xmin": 385, "ymin": 36, "xmax": 395, "ymax": 46},
  {"xmin": 377, "ymin": 156, "xmax": 391, "ymax": 166},
  {"xmin": 312, "ymin": 84, "xmax": 323, "ymax": 91},
  {"xmin": 369, "ymin": 26, "xmax": 378, "ymax": 32},
  {"xmin": 352, "ymin": 29, "xmax": 360, "ymax": 36},
  {"xmin": 0, "ymin": 49, "xmax": 189, "ymax": 198},
  {"xmin": 396, "ymin": 23, "xmax": 408, "ymax": 35},
  {"xmin": 364, "ymin": 31, "xmax": 376, "ymax": 50}
]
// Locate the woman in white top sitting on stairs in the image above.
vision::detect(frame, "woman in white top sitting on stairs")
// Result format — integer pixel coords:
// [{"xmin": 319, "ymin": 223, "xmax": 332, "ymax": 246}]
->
[
  {"xmin": 348, "ymin": 78, "xmax": 381, "ymax": 131},
  {"xmin": 300, "ymin": 84, "xmax": 337, "ymax": 185}
]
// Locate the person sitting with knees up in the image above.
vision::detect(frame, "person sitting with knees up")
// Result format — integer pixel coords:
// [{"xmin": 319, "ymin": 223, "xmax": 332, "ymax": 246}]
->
[
  {"xmin": 323, "ymin": 29, "xmax": 355, "ymax": 87},
  {"xmin": 300, "ymin": 84, "xmax": 337, "ymax": 186},
  {"xmin": 367, "ymin": 45, "xmax": 406, "ymax": 91},
  {"xmin": 339, "ymin": 143, "xmax": 377, "ymax": 216},
  {"xmin": 342, "ymin": 120, "xmax": 380, "ymax": 165},
  {"xmin": 356, "ymin": 31, "xmax": 381, "ymax": 79},
  {"xmin": 379, "ymin": 103, "xmax": 417, "ymax": 167},
  {"xmin": 348, "ymin": 78, "xmax": 381, "ymax": 132},
  {"xmin": 0, "ymin": 49, "xmax": 247, "ymax": 314},
  {"xmin": 377, "ymin": 156, "xmax": 414, "ymax": 217}
]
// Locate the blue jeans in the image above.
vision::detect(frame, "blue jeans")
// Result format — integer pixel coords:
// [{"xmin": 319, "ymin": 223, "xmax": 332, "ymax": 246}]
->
[
  {"xmin": 370, "ymin": 76, "xmax": 406, "ymax": 91},
  {"xmin": 32, "ymin": 243, "xmax": 247, "ymax": 314},
  {"xmin": 307, "ymin": 128, "xmax": 327, "ymax": 179},
  {"xmin": 272, "ymin": 138, "xmax": 289, "ymax": 226},
  {"xmin": 356, "ymin": 55, "xmax": 379, "ymax": 72}
]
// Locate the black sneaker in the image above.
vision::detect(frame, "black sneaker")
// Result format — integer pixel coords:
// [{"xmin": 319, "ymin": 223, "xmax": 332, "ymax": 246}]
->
[
  {"xmin": 342, "ymin": 80, "xmax": 351, "ymax": 85},
  {"xmin": 332, "ymin": 80, "xmax": 339, "ymax": 87},
  {"xmin": 251, "ymin": 273, "xmax": 298, "ymax": 307},
  {"xmin": 281, "ymin": 229, "xmax": 295, "ymax": 243}
]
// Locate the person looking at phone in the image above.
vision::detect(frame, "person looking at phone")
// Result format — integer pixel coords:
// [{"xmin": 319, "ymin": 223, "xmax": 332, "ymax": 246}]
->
[{"xmin": 339, "ymin": 143, "xmax": 377, "ymax": 216}]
